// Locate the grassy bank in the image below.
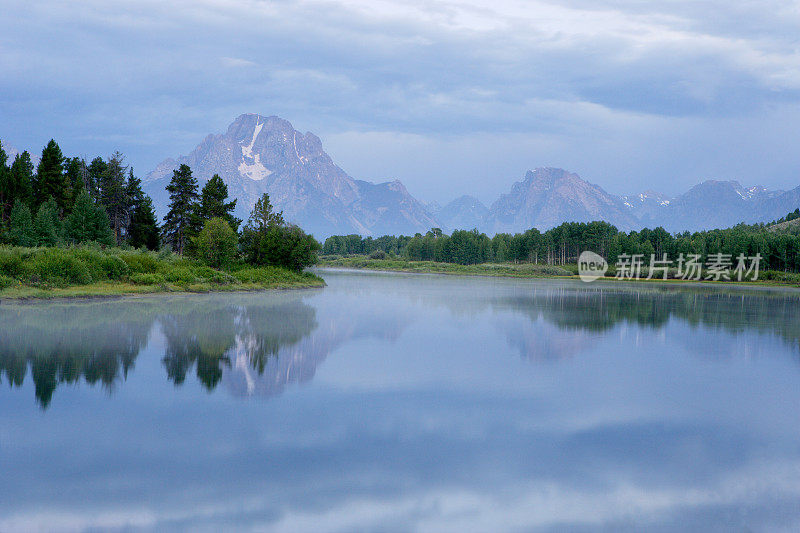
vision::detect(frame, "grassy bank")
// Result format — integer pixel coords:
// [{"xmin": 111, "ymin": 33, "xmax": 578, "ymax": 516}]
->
[
  {"xmin": 318, "ymin": 255, "xmax": 800, "ymax": 287},
  {"xmin": 318, "ymin": 256, "xmax": 573, "ymax": 277},
  {"xmin": 0, "ymin": 246, "xmax": 324, "ymax": 300}
]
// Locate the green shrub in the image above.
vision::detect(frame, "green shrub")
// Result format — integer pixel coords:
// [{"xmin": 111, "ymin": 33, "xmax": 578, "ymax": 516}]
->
[
  {"xmin": 0, "ymin": 247, "xmax": 25, "ymax": 277},
  {"xmin": 99, "ymin": 255, "xmax": 130, "ymax": 280},
  {"xmin": 129, "ymin": 273, "xmax": 166, "ymax": 285},
  {"xmin": 369, "ymin": 249, "xmax": 387, "ymax": 260},
  {"xmin": 24, "ymin": 249, "xmax": 92, "ymax": 285},
  {"xmin": 195, "ymin": 218, "xmax": 239, "ymax": 268},
  {"xmin": 118, "ymin": 251, "xmax": 160, "ymax": 274},
  {"xmin": 0, "ymin": 274, "xmax": 16, "ymax": 290},
  {"xmin": 162, "ymin": 267, "xmax": 197, "ymax": 283}
]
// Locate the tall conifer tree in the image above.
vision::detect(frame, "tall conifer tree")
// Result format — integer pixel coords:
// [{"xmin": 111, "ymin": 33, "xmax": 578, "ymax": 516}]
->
[
  {"xmin": 99, "ymin": 152, "xmax": 129, "ymax": 245},
  {"xmin": 162, "ymin": 164, "xmax": 199, "ymax": 254},
  {"xmin": 125, "ymin": 169, "xmax": 160, "ymax": 250},
  {"xmin": 9, "ymin": 152, "xmax": 34, "ymax": 208},
  {"xmin": 36, "ymin": 140, "xmax": 69, "ymax": 212}
]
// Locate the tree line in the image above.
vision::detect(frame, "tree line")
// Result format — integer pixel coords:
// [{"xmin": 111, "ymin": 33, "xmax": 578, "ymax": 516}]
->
[
  {"xmin": 323, "ymin": 219, "xmax": 800, "ymax": 272},
  {"xmin": 0, "ymin": 140, "xmax": 319, "ymax": 271},
  {"xmin": 0, "ymin": 140, "xmax": 159, "ymax": 249}
]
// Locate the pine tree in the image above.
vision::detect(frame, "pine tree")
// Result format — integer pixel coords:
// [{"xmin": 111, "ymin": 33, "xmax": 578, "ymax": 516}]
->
[
  {"xmin": 9, "ymin": 152, "xmax": 34, "ymax": 208},
  {"xmin": 33, "ymin": 197, "xmax": 63, "ymax": 246},
  {"xmin": 63, "ymin": 157, "xmax": 87, "ymax": 211},
  {"xmin": 185, "ymin": 174, "xmax": 240, "ymax": 256},
  {"xmin": 0, "ymin": 140, "xmax": 9, "ymax": 226},
  {"xmin": 98, "ymin": 152, "xmax": 129, "ymax": 245},
  {"xmin": 196, "ymin": 174, "xmax": 241, "ymax": 231},
  {"xmin": 125, "ymin": 170, "xmax": 160, "ymax": 250},
  {"xmin": 240, "ymin": 193, "xmax": 286, "ymax": 265},
  {"xmin": 87, "ymin": 157, "xmax": 107, "ymax": 199},
  {"xmin": 36, "ymin": 140, "xmax": 69, "ymax": 212},
  {"xmin": 65, "ymin": 190, "xmax": 115, "ymax": 245},
  {"xmin": 8, "ymin": 199, "xmax": 36, "ymax": 246},
  {"xmin": 162, "ymin": 164, "xmax": 199, "ymax": 254},
  {"xmin": 129, "ymin": 196, "xmax": 160, "ymax": 250}
]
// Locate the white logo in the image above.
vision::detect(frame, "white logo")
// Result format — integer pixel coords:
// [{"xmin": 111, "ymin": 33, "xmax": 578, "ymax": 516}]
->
[{"xmin": 578, "ymin": 251, "xmax": 608, "ymax": 282}]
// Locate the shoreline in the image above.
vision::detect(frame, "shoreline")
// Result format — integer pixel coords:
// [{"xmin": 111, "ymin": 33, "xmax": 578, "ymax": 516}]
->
[
  {"xmin": 0, "ymin": 276, "xmax": 325, "ymax": 302},
  {"xmin": 316, "ymin": 259, "xmax": 800, "ymax": 290}
]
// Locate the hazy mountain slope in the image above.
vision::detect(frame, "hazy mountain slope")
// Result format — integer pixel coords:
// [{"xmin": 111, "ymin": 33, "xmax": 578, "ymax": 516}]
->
[
  {"xmin": 485, "ymin": 168, "xmax": 639, "ymax": 232},
  {"xmin": 144, "ymin": 114, "xmax": 438, "ymax": 237},
  {"xmin": 437, "ymin": 195, "xmax": 489, "ymax": 232}
]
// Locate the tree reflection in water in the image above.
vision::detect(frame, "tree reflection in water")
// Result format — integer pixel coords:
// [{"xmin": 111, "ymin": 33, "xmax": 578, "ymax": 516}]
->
[
  {"xmin": 3, "ymin": 281, "xmax": 799, "ymax": 409},
  {"xmin": 0, "ymin": 294, "xmax": 318, "ymax": 408}
]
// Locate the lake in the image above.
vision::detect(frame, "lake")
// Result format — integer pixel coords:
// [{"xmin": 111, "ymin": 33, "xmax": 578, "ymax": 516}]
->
[{"xmin": 1, "ymin": 270, "xmax": 799, "ymax": 532}]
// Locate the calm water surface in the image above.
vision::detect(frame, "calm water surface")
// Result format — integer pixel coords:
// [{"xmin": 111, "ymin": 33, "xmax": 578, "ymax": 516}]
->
[{"xmin": 1, "ymin": 270, "xmax": 799, "ymax": 532}]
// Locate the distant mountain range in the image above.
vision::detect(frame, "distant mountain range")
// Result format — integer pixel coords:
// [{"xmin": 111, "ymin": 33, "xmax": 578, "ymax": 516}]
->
[
  {"xmin": 143, "ymin": 114, "xmax": 438, "ymax": 238},
  {"xmin": 436, "ymin": 171, "xmax": 800, "ymax": 234},
  {"xmin": 6, "ymin": 118, "xmax": 799, "ymax": 237}
]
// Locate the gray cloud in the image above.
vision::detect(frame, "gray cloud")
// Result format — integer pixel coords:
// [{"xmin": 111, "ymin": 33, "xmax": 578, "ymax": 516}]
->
[{"xmin": 1, "ymin": 0, "xmax": 799, "ymax": 202}]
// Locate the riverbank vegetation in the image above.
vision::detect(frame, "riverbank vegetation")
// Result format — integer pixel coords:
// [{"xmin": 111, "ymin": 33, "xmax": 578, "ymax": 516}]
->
[
  {"xmin": 0, "ymin": 140, "xmax": 322, "ymax": 298},
  {"xmin": 321, "ymin": 216, "xmax": 800, "ymax": 285},
  {"xmin": 0, "ymin": 246, "xmax": 322, "ymax": 299}
]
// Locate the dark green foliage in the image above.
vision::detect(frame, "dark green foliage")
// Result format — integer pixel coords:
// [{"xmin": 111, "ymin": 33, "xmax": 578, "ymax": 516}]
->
[
  {"xmin": 248, "ymin": 225, "xmax": 320, "ymax": 271},
  {"xmin": 65, "ymin": 190, "xmax": 115, "ymax": 245},
  {"xmin": 33, "ymin": 198, "xmax": 63, "ymax": 246},
  {"xmin": 8, "ymin": 152, "xmax": 34, "ymax": 209},
  {"xmin": 162, "ymin": 164, "xmax": 199, "ymax": 255},
  {"xmin": 0, "ymin": 141, "xmax": 9, "ymax": 227},
  {"xmin": 98, "ymin": 152, "xmax": 130, "ymax": 244},
  {"xmin": 87, "ymin": 157, "xmax": 107, "ymax": 199},
  {"xmin": 126, "ymin": 170, "xmax": 160, "ymax": 250},
  {"xmin": 36, "ymin": 140, "xmax": 69, "ymax": 212},
  {"xmin": 128, "ymin": 195, "xmax": 160, "ymax": 250},
  {"xmin": 325, "ymin": 219, "xmax": 800, "ymax": 274},
  {"xmin": 240, "ymin": 194, "xmax": 319, "ymax": 270},
  {"xmin": 195, "ymin": 174, "xmax": 241, "ymax": 231},
  {"xmin": 63, "ymin": 157, "xmax": 88, "ymax": 210},
  {"xmin": 195, "ymin": 218, "xmax": 238, "ymax": 268},
  {"xmin": 8, "ymin": 200, "xmax": 36, "ymax": 246},
  {"xmin": 245, "ymin": 193, "xmax": 284, "ymax": 231}
]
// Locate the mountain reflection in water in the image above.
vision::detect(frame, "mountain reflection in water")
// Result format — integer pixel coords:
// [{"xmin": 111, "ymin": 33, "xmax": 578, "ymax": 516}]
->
[{"xmin": 1, "ymin": 278, "xmax": 799, "ymax": 409}]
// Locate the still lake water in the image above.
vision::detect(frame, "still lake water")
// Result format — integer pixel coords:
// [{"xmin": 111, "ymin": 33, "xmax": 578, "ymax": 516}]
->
[{"xmin": 1, "ymin": 269, "xmax": 799, "ymax": 532}]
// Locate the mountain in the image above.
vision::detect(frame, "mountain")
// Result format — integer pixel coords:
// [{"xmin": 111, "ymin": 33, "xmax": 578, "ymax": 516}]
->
[
  {"xmin": 621, "ymin": 190, "xmax": 671, "ymax": 227},
  {"xmin": 437, "ymin": 195, "xmax": 489, "ymax": 231},
  {"xmin": 623, "ymin": 180, "xmax": 797, "ymax": 231},
  {"xmin": 144, "ymin": 114, "xmax": 439, "ymax": 237},
  {"xmin": 484, "ymin": 168, "xmax": 639, "ymax": 232}
]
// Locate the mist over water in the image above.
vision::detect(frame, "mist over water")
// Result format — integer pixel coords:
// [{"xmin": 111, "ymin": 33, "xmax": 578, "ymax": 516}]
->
[{"xmin": 1, "ymin": 272, "xmax": 799, "ymax": 531}]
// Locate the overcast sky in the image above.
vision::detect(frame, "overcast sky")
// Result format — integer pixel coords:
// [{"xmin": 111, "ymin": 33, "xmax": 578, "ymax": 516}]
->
[{"xmin": 2, "ymin": 0, "xmax": 800, "ymax": 203}]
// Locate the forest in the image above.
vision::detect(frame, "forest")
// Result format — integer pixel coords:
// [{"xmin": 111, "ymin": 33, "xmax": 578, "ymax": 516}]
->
[
  {"xmin": 0, "ymin": 139, "xmax": 320, "ymax": 293},
  {"xmin": 323, "ymin": 220, "xmax": 800, "ymax": 273}
]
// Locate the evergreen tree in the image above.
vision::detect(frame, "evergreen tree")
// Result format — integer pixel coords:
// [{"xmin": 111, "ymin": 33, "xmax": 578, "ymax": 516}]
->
[
  {"xmin": 0, "ymin": 140, "xmax": 9, "ymax": 226},
  {"xmin": 8, "ymin": 199, "xmax": 36, "ymax": 246},
  {"xmin": 87, "ymin": 157, "xmax": 107, "ymax": 199},
  {"xmin": 63, "ymin": 157, "xmax": 87, "ymax": 210},
  {"xmin": 36, "ymin": 140, "xmax": 69, "ymax": 212},
  {"xmin": 65, "ymin": 190, "xmax": 115, "ymax": 245},
  {"xmin": 9, "ymin": 152, "xmax": 34, "ymax": 208},
  {"xmin": 33, "ymin": 197, "xmax": 63, "ymax": 246},
  {"xmin": 125, "ymin": 170, "xmax": 160, "ymax": 251},
  {"xmin": 128, "ymin": 195, "xmax": 160, "ymax": 250},
  {"xmin": 98, "ymin": 152, "xmax": 129, "ymax": 245},
  {"xmin": 195, "ymin": 174, "xmax": 241, "ymax": 231},
  {"xmin": 162, "ymin": 164, "xmax": 199, "ymax": 254},
  {"xmin": 185, "ymin": 174, "xmax": 240, "ymax": 256}
]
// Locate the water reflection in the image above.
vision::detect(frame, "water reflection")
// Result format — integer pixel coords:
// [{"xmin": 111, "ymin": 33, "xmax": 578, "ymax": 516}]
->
[
  {"xmin": 2, "ymin": 279, "xmax": 800, "ymax": 409},
  {"xmin": 0, "ymin": 294, "xmax": 320, "ymax": 408},
  {"xmin": 0, "ymin": 301, "xmax": 152, "ymax": 407},
  {"xmin": 1, "ymin": 273, "xmax": 799, "ymax": 531}
]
